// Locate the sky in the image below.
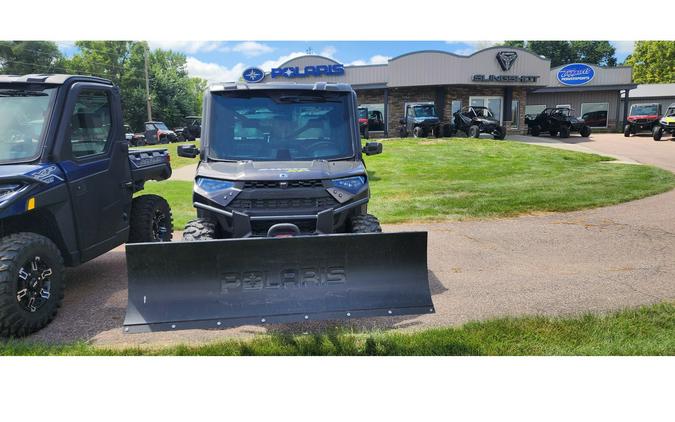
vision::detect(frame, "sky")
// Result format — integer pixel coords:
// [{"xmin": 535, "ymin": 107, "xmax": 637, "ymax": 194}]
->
[{"xmin": 57, "ymin": 41, "xmax": 636, "ymax": 84}]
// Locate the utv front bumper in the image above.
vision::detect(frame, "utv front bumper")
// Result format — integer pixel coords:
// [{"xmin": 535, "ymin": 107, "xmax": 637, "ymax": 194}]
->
[{"xmin": 193, "ymin": 180, "xmax": 369, "ymax": 237}]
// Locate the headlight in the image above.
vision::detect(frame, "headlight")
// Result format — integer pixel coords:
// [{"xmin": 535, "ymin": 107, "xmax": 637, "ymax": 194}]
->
[
  {"xmin": 195, "ymin": 177, "xmax": 235, "ymax": 192},
  {"xmin": 332, "ymin": 176, "xmax": 366, "ymax": 194}
]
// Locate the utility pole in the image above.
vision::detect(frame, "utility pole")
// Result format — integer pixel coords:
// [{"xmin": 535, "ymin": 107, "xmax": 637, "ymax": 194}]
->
[{"xmin": 144, "ymin": 45, "xmax": 152, "ymax": 122}]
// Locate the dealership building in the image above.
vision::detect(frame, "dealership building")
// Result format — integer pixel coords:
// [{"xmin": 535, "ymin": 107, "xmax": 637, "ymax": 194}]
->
[{"xmin": 249, "ymin": 46, "xmax": 636, "ymax": 136}]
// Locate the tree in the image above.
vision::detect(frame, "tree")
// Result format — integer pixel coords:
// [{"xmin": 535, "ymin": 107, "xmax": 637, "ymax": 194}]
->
[
  {"xmin": 624, "ymin": 41, "xmax": 675, "ymax": 83},
  {"xmin": 501, "ymin": 41, "xmax": 617, "ymax": 67},
  {"xmin": 65, "ymin": 41, "xmax": 135, "ymax": 86},
  {"xmin": 0, "ymin": 41, "xmax": 64, "ymax": 74},
  {"xmin": 63, "ymin": 41, "xmax": 205, "ymax": 130}
]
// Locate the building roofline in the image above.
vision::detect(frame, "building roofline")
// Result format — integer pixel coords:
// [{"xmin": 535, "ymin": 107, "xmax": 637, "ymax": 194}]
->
[
  {"xmin": 276, "ymin": 54, "xmax": 341, "ymax": 68},
  {"xmin": 390, "ymin": 46, "xmax": 551, "ymax": 62}
]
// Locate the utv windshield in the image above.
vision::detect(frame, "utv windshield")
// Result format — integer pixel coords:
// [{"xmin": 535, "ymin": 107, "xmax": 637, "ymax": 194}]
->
[
  {"xmin": 413, "ymin": 105, "xmax": 436, "ymax": 117},
  {"xmin": 0, "ymin": 87, "xmax": 56, "ymax": 164},
  {"xmin": 208, "ymin": 90, "xmax": 354, "ymax": 161},
  {"xmin": 630, "ymin": 104, "xmax": 658, "ymax": 116},
  {"xmin": 154, "ymin": 122, "xmax": 170, "ymax": 130},
  {"xmin": 358, "ymin": 108, "xmax": 368, "ymax": 119},
  {"xmin": 665, "ymin": 107, "xmax": 675, "ymax": 117}
]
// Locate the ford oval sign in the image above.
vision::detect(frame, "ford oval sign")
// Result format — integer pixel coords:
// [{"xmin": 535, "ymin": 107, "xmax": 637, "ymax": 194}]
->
[
  {"xmin": 242, "ymin": 67, "xmax": 265, "ymax": 83},
  {"xmin": 557, "ymin": 63, "xmax": 595, "ymax": 86}
]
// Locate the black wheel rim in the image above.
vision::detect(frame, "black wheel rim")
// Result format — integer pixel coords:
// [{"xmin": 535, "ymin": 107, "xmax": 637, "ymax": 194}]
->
[
  {"xmin": 16, "ymin": 256, "xmax": 53, "ymax": 313},
  {"xmin": 152, "ymin": 209, "xmax": 169, "ymax": 241}
]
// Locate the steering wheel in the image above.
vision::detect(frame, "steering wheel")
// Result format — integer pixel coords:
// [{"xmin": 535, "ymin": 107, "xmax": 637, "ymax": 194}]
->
[{"xmin": 298, "ymin": 140, "xmax": 338, "ymax": 157}]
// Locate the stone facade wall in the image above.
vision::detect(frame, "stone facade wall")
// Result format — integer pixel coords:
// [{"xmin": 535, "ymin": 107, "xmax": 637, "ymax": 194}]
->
[{"xmin": 355, "ymin": 85, "xmax": 530, "ymax": 136}]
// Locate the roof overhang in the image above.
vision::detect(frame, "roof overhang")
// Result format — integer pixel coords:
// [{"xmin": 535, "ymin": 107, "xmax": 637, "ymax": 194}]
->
[{"xmin": 531, "ymin": 84, "xmax": 637, "ymax": 94}]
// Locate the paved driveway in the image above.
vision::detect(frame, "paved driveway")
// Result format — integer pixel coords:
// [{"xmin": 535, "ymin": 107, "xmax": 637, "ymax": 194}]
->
[{"xmin": 25, "ymin": 132, "xmax": 675, "ymax": 347}]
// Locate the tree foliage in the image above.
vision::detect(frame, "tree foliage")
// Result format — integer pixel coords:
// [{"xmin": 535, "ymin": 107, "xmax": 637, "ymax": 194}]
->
[
  {"xmin": 0, "ymin": 41, "xmax": 65, "ymax": 74},
  {"xmin": 503, "ymin": 41, "xmax": 617, "ymax": 67},
  {"xmin": 624, "ymin": 41, "xmax": 675, "ymax": 84},
  {"xmin": 0, "ymin": 40, "xmax": 206, "ymax": 130}
]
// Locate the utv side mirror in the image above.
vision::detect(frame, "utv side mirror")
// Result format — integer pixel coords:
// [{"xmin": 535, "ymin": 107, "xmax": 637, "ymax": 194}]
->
[
  {"xmin": 363, "ymin": 142, "xmax": 383, "ymax": 156},
  {"xmin": 177, "ymin": 144, "xmax": 200, "ymax": 158}
]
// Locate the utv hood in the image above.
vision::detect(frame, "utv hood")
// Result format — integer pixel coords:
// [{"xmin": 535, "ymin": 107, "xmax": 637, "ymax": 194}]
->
[{"xmin": 197, "ymin": 159, "xmax": 367, "ymax": 181}]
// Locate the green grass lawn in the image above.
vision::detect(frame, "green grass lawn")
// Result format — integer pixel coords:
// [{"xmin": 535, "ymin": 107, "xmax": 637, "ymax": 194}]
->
[
  {"xmin": 135, "ymin": 140, "xmax": 200, "ymax": 170},
  {"xmin": 140, "ymin": 138, "xmax": 675, "ymax": 228},
  {"xmin": 2, "ymin": 303, "xmax": 673, "ymax": 355}
]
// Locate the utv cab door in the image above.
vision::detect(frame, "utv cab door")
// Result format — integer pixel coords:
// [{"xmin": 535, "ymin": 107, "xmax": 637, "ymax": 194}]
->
[{"xmin": 57, "ymin": 83, "xmax": 133, "ymax": 263}]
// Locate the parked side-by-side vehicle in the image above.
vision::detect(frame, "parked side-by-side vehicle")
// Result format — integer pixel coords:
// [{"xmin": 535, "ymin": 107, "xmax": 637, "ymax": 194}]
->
[{"xmin": 0, "ymin": 74, "xmax": 173, "ymax": 337}]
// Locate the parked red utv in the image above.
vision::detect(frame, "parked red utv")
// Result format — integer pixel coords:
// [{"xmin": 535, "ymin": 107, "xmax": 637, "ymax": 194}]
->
[
  {"xmin": 624, "ymin": 103, "xmax": 661, "ymax": 137},
  {"xmin": 358, "ymin": 107, "xmax": 369, "ymax": 139}
]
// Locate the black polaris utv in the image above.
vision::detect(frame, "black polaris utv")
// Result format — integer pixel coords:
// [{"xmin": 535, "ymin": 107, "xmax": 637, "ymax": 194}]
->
[
  {"xmin": 399, "ymin": 103, "xmax": 446, "ymax": 138},
  {"xmin": 525, "ymin": 107, "xmax": 591, "ymax": 138},
  {"xmin": 177, "ymin": 82, "xmax": 384, "ymax": 240},
  {"xmin": 453, "ymin": 106, "xmax": 506, "ymax": 139},
  {"xmin": 0, "ymin": 74, "xmax": 173, "ymax": 337},
  {"xmin": 175, "ymin": 115, "xmax": 202, "ymax": 142}
]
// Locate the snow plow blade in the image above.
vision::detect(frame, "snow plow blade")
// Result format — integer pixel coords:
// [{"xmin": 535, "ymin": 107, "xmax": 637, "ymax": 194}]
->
[{"xmin": 123, "ymin": 232, "xmax": 433, "ymax": 333}]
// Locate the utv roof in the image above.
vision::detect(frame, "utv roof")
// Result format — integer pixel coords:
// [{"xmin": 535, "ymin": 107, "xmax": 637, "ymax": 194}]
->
[
  {"xmin": 209, "ymin": 81, "xmax": 355, "ymax": 92},
  {"xmin": 0, "ymin": 74, "xmax": 112, "ymax": 85}
]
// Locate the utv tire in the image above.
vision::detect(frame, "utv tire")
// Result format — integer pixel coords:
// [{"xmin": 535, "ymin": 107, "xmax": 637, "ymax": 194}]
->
[
  {"xmin": 624, "ymin": 124, "xmax": 632, "ymax": 137},
  {"xmin": 182, "ymin": 218, "xmax": 217, "ymax": 241},
  {"xmin": 559, "ymin": 126, "xmax": 571, "ymax": 138},
  {"xmin": 469, "ymin": 125, "xmax": 480, "ymax": 138},
  {"xmin": 493, "ymin": 126, "xmax": 506, "ymax": 140},
  {"xmin": 412, "ymin": 126, "xmax": 424, "ymax": 138},
  {"xmin": 0, "ymin": 233, "xmax": 65, "ymax": 338},
  {"xmin": 530, "ymin": 125, "xmax": 541, "ymax": 137},
  {"xmin": 349, "ymin": 214, "xmax": 382, "ymax": 233},
  {"xmin": 579, "ymin": 125, "xmax": 591, "ymax": 137},
  {"xmin": 129, "ymin": 194, "xmax": 173, "ymax": 243},
  {"xmin": 653, "ymin": 126, "xmax": 663, "ymax": 141}
]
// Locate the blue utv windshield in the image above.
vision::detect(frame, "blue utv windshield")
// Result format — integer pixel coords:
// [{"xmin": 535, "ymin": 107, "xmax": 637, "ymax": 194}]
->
[{"xmin": 208, "ymin": 90, "xmax": 355, "ymax": 161}]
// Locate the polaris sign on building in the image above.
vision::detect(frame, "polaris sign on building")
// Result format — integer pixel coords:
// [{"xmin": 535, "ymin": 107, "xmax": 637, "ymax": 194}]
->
[
  {"xmin": 271, "ymin": 63, "xmax": 345, "ymax": 79},
  {"xmin": 238, "ymin": 48, "xmax": 635, "ymax": 135}
]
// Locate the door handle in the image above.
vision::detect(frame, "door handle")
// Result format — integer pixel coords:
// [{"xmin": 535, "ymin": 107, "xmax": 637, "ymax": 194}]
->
[{"xmin": 122, "ymin": 181, "xmax": 134, "ymax": 190}]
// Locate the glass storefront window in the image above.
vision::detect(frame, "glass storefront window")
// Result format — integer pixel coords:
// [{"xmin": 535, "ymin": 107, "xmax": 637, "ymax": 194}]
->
[
  {"xmin": 525, "ymin": 104, "xmax": 546, "ymax": 118},
  {"xmin": 511, "ymin": 100, "xmax": 519, "ymax": 129},
  {"xmin": 580, "ymin": 103, "xmax": 609, "ymax": 128},
  {"xmin": 451, "ymin": 100, "xmax": 461, "ymax": 115},
  {"xmin": 470, "ymin": 96, "xmax": 503, "ymax": 123},
  {"xmin": 359, "ymin": 103, "xmax": 385, "ymax": 132}
]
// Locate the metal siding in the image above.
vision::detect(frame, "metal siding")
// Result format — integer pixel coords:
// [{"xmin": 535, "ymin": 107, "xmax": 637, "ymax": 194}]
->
[
  {"xmin": 547, "ymin": 65, "xmax": 632, "ymax": 87},
  {"xmin": 388, "ymin": 49, "xmax": 549, "ymax": 88}
]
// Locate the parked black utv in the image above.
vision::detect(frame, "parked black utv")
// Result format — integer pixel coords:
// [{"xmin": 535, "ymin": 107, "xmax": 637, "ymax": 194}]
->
[
  {"xmin": 525, "ymin": 107, "xmax": 591, "ymax": 138},
  {"xmin": 453, "ymin": 106, "xmax": 506, "ymax": 139}
]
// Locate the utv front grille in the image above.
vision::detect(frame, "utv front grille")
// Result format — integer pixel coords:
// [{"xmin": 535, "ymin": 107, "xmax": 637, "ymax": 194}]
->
[
  {"xmin": 251, "ymin": 219, "xmax": 317, "ymax": 236},
  {"xmin": 229, "ymin": 197, "xmax": 338, "ymax": 211},
  {"xmin": 243, "ymin": 180, "xmax": 325, "ymax": 189}
]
